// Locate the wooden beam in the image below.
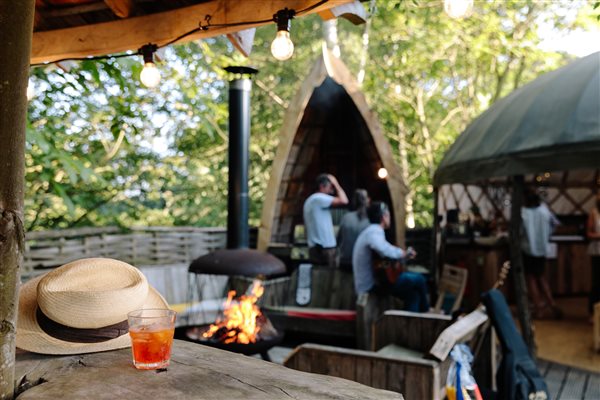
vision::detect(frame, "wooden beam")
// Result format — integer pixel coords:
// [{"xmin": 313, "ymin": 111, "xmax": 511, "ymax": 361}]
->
[
  {"xmin": 226, "ymin": 28, "xmax": 256, "ymax": 57},
  {"xmin": 104, "ymin": 0, "xmax": 134, "ymax": 18},
  {"xmin": 31, "ymin": 0, "xmax": 354, "ymax": 64},
  {"xmin": 318, "ymin": 0, "xmax": 367, "ymax": 25}
]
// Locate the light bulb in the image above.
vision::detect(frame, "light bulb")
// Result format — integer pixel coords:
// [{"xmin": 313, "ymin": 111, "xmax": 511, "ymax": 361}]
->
[
  {"xmin": 140, "ymin": 62, "xmax": 161, "ymax": 88},
  {"xmin": 26, "ymin": 80, "xmax": 35, "ymax": 101},
  {"xmin": 271, "ymin": 30, "xmax": 294, "ymax": 61},
  {"xmin": 444, "ymin": 0, "xmax": 473, "ymax": 19},
  {"xmin": 377, "ymin": 168, "xmax": 388, "ymax": 179}
]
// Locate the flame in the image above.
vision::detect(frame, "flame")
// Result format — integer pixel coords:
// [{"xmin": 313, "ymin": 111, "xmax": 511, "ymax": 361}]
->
[{"xmin": 202, "ymin": 280, "xmax": 265, "ymax": 344}]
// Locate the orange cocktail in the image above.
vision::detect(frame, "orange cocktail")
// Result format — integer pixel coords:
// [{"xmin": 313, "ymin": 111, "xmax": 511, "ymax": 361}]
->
[{"xmin": 127, "ymin": 309, "xmax": 176, "ymax": 370}]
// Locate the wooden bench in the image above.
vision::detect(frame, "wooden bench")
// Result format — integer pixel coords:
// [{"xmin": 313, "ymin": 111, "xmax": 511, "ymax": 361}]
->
[
  {"xmin": 261, "ymin": 265, "xmax": 358, "ymax": 338},
  {"xmin": 284, "ymin": 308, "xmax": 494, "ymax": 399}
]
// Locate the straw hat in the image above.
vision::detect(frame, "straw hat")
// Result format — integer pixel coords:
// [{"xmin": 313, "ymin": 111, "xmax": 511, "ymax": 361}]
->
[{"xmin": 17, "ymin": 258, "xmax": 169, "ymax": 355}]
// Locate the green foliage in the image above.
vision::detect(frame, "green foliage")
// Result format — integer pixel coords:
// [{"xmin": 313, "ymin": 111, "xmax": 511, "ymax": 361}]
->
[{"xmin": 26, "ymin": 1, "xmax": 597, "ymax": 231}]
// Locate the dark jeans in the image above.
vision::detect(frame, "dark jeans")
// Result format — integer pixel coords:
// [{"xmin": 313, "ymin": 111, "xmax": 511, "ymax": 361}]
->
[
  {"xmin": 522, "ymin": 253, "xmax": 546, "ymax": 277},
  {"xmin": 391, "ymin": 272, "xmax": 430, "ymax": 312},
  {"xmin": 589, "ymin": 256, "xmax": 600, "ymax": 314},
  {"xmin": 308, "ymin": 246, "xmax": 337, "ymax": 268}
]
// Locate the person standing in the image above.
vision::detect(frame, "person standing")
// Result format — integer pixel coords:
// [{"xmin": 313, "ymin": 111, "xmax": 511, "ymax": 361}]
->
[
  {"xmin": 521, "ymin": 189, "xmax": 561, "ymax": 319},
  {"xmin": 587, "ymin": 191, "xmax": 600, "ymax": 317},
  {"xmin": 352, "ymin": 201, "xmax": 429, "ymax": 312},
  {"xmin": 337, "ymin": 189, "xmax": 370, "ymax": 271},
  {"xmin": 303, "ymin": 173, "xmax": 348, "ymax": 267}
]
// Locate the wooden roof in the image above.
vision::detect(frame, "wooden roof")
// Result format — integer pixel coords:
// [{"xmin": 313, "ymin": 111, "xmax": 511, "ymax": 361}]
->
[
  {"xmin": 31, "ymin": 0, "xmax": 360, "ymax": 63},
  {"xmin": 258, "ymin": 47, "xmax": 408, "ymax": 251}
]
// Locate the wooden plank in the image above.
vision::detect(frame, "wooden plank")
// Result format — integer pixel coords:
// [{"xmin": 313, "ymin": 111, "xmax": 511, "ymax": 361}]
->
[
  {"xmin": 31, "ymin": 0, "xmax": 354, "ymax": 64},
  {"xmin": 559, "ymin": 368, "xmax": 587, "ymax": 400},
  {"xmin": 585, "ymin": 371, "xmax": 600, "ymax": 399},
  {"xmin": 374, "ymin": 311, "xmax": 451, "ymax": 353},
  {"xmin": 370, "ymin": 359, "xmax": 388, "ymax": 389},
  {"xmin": 104, "ymin": 0, "xmax": 134, "ymax": 18},
  {"xmin": 355, "ymin": 356, "xmax": 373, "ymax": 386},
  {"xmin": 545, "ymin": 362, "xmax": 567, "ymax": 399},
  {"xmin": 26, "ymin": 226, "xmax": 120, "ymax": 240},
  {"xmin": 15, "ymin": 340, "xmax": 401, "ymax": 399},
  {"xmin": 318, "ymin": 0, "xmax": 367, "ymax": 24},
  {"xmin": 284, "ymin": 344, "xmax": 438, "ymax": 398},
  {"xmin": 429, "ymin": 308, "xmax": 488, "ymax": 361}
]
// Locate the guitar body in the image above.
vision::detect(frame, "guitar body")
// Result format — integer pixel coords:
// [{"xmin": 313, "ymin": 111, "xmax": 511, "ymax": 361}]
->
[{"xmin": 372, "ymin": 252, "xmax": 403, "ymax": 285}]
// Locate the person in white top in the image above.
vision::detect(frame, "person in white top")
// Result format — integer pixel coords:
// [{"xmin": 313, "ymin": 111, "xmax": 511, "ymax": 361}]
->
[
  {"xmin": 587, "ymin": 191, "xmax": 600, "ymax": 317},
  {"xmin": 521, "ymin": 189, "xmax": 561, "ymax": 319},
  {"xmin": 303, "ymin": 173, "xmax": 348, "ymax": 267}
]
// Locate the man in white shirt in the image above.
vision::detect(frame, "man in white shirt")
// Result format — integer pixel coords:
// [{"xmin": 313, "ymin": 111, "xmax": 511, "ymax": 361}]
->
[
  {"xmin": 303, "ymin": 173, "xmax": 348, "ymax": 267},
  {"xmin": 521, "ymin": 189, "xmax": 561, "ymax": 319},
  {"xmin": 352, "ymin": 202, "xmax": 428, "ymax": 312}
]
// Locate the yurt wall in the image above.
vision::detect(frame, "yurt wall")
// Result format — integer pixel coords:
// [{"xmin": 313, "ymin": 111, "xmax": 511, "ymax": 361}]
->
[
  {"xmin": 438, "ymin": 169, "xmax": 599, "ymax": 223},
  {"xmin": 438, "ymin": 168, "xmax": 599, "ymax": 298},
  {"xmin": 258, "ymin": 49, "xmax": 406, "ymax": 253}
]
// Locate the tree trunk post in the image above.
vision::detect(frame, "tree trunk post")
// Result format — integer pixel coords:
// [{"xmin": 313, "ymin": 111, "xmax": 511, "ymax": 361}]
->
[
  {"xmin": 509, "ymin": 175, "xmax": 535, "ymax": 352},
  {"xmin": 0, "ymin": 2, "xmax": 35, "ymax": 399}
]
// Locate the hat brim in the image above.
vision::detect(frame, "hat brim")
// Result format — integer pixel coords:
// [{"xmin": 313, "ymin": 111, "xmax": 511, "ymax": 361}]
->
[{"xmin": 16, "ymin": 274, "xmax": 169, "ymax": 355}]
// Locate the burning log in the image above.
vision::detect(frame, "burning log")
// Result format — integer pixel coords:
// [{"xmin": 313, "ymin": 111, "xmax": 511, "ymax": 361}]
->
[{"xmin": 199, "ymin": 280, "xmax": 278, "ymax": 344}]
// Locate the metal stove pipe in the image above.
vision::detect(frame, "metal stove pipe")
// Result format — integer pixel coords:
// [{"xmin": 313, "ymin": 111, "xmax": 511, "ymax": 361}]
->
[
  {"xmin": 188, "ymin": 66, "xmax": 285, "ymax": 278},
  {"xmin": 226, "ymin": 67, "xmax": 256, "ymax": 248}
]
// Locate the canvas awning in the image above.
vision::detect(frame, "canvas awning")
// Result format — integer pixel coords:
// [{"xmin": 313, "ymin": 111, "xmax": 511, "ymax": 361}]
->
[{"xmin": 434, "ymin": 52, "xmax": 600, "ymax": 187}]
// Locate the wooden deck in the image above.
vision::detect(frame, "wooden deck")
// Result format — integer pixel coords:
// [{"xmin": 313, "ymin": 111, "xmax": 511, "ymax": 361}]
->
[{"xmin": 539, "ymin": 359, "xmax": 600, "ymax": 400}]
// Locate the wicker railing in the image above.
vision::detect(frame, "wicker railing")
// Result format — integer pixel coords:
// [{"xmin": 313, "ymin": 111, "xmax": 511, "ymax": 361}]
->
[{"xmin": 24, "ymin": 226, "xmax": 227, "ymax": 278}]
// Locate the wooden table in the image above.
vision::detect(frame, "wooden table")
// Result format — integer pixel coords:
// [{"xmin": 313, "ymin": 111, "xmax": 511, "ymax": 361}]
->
[{"xmin": 15, "ymin": 340, "xmax": 403, "ymax": 399}]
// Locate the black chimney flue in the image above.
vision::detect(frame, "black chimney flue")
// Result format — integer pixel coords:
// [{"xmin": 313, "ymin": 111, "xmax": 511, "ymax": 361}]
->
[
  {"xmin": 188, "ymin": 66, "xmax": 286, "ymax": 279},
  {"xmin": 225, "ymin": 66, "xmax": 257, "ymax": 248}
]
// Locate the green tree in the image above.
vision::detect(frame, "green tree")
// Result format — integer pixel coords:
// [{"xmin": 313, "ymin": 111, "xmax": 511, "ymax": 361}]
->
[{"xmin": 25, "ymin": 1, "xmax": 597, "ymax": 231}]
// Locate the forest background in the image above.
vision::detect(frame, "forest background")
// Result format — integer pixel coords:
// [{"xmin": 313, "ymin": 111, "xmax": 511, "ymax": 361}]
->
[{"xmin": 26, "ymin": 0, "xmax": 600, "ymax": 232}]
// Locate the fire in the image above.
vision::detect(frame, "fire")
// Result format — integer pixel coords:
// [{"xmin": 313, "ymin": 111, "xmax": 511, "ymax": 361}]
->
[{"xmin": 202, "ymin": 280, "xmax": 265, "ymax": 344}]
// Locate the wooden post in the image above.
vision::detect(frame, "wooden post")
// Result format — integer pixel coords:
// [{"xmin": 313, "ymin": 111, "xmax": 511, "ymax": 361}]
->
[
  {"xmin": 509, "ymin": 175, "xmax": 535, "ymax": 352},
  {"xmin": 431, "ymin": 187, "xmax": 440, "ymax": 280},
  {"xmin": 0, "ymin": 2, "xmax": 35, "ymax": 399}
]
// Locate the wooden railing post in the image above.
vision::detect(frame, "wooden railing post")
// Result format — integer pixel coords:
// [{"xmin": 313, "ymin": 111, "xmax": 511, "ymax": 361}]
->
[
  {"xmin": 509, "ymin": 175, "xmax": 535, "ymax": 352},
  {"xmin": 0, "ymin": 2, "xmax": 35, "ymax": 399}
]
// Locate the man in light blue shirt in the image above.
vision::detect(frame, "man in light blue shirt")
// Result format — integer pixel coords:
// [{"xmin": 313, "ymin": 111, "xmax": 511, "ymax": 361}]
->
[
  {"xmin": 303, "ymin": 173, "xmax": 348, "ymax": 267},
  {"xmin": 521, "ymin": 189, "xmax": 561, "ymax": 319},
  {"xmin": 353, "ymin": 201, "xmax": 429, "ymax": 312}
]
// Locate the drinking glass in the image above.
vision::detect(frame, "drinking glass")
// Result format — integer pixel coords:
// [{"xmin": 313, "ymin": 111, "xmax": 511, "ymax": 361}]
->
[{"xmin": 127, "ymin": 308, "xmax": 176, "ymax": 370}]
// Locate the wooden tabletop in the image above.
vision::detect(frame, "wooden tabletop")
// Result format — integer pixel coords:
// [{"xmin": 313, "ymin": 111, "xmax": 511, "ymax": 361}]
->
[{"xmin": 15, "ymin": 339, "xmax": 403, "ymax": 399}]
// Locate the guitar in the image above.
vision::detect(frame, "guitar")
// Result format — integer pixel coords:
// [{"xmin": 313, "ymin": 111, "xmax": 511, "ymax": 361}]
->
[{"xmin": 371, "ymin": 252, "xmax": 404, "ymax": 285}]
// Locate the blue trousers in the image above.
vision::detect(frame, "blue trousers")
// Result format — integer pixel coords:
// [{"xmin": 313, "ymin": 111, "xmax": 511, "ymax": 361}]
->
[{"xmin": 391, "ymin": 272, "xmax": 430, "ymax": 312}]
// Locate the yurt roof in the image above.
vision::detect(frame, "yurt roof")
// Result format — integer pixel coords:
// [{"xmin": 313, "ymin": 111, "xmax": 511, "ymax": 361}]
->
[
  {"xmin": 31, "ymin": 0, "xmax": 363, "ymax": 63},
  {"xmin": 434, "ymin": 52, "xmax": 600, "ymax": 187}
]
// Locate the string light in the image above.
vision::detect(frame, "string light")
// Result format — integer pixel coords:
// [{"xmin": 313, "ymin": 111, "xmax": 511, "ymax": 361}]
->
[
  {"xmin": 444, "ymin": 0, "xmax": 473, "ymax": 19},
  {"xmin": 139, "ymin": 44, "xmax": 160, "ymax": 88},
  {"xmin": 271, "ymin": 9, "xmax": 296, "ymax": 61},
  {"xmin": 27, "ymin": 1, "xmax": 333, "ymax": 73},
  {"xmin": 377, "ymin": 168, "xmax": 388, "ymax": 179}
]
